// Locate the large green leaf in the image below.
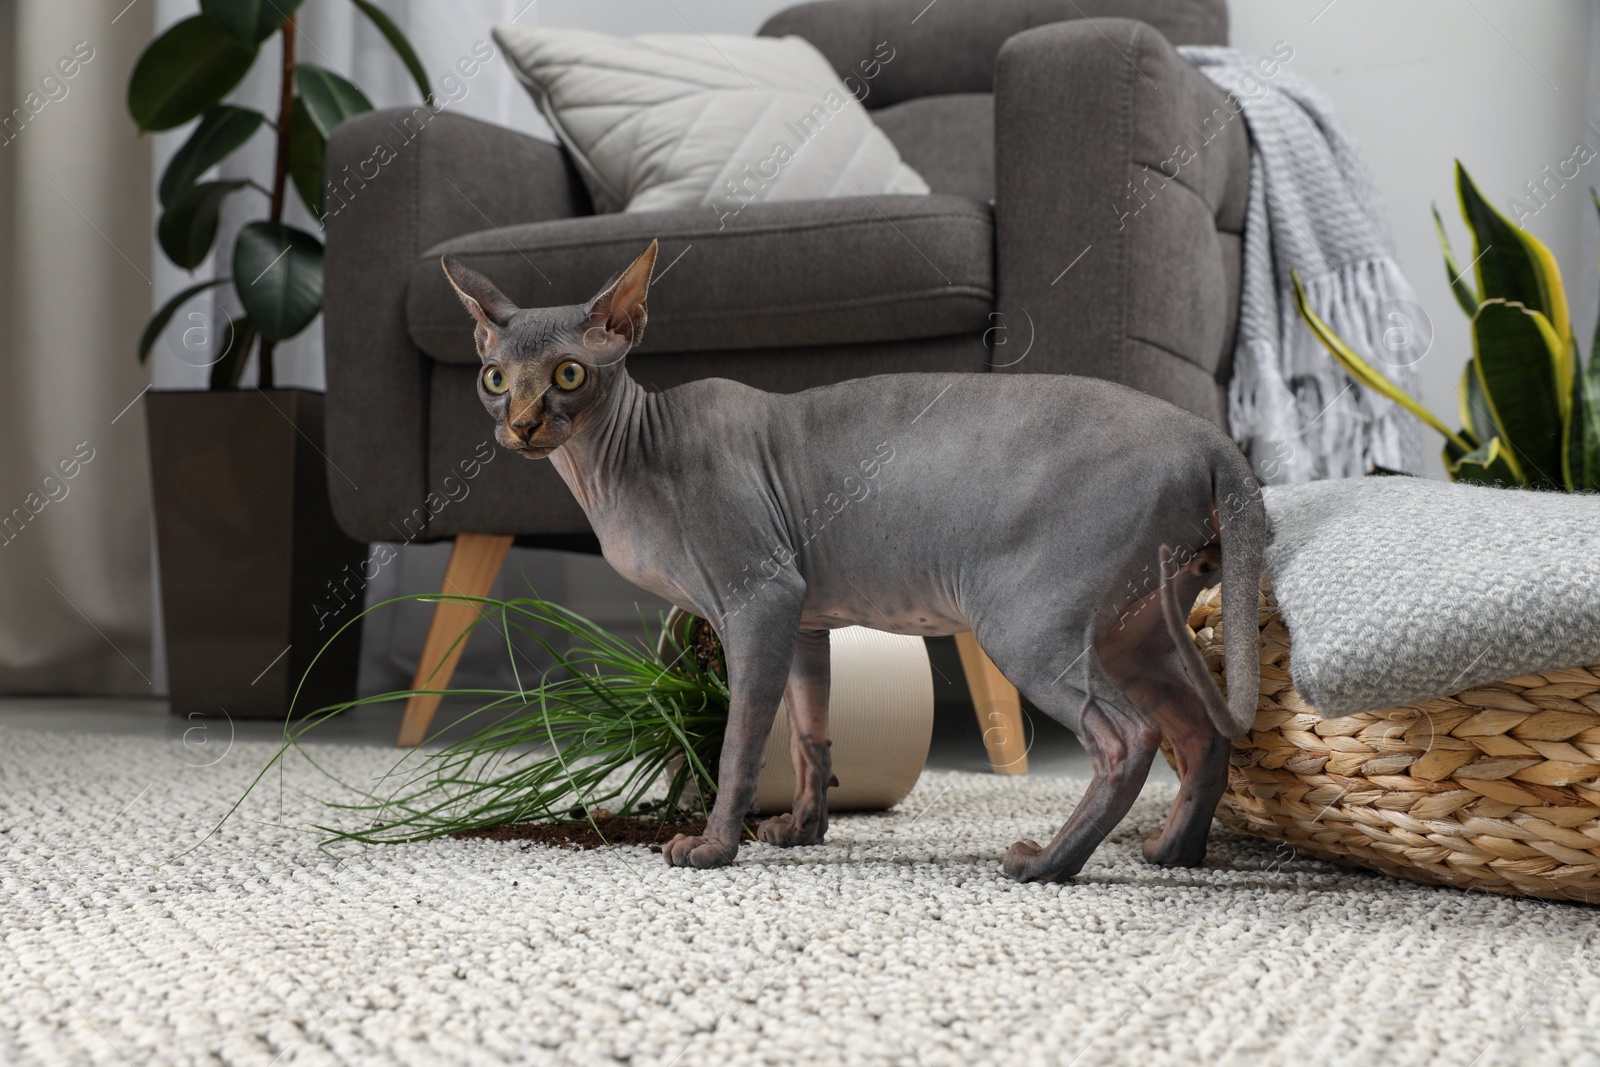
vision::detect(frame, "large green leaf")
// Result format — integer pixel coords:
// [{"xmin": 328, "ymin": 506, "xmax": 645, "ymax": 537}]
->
[
  {"xmin": 209, "ymin": 315, "xmax": 259, "ymax": 389},
  {"xmin": 158, "ymin": 179, "xmax": 251, "ymax": 270},
  {"xmin": 233, "ymin": 222, "xmax": 324, "ymax": 341},
  {"xmin": 1291, "ymin": 271, "xmax": 1474, "ymax": 453},
  {"xmin": 1433, "ymin": 204, "xmax": 1479, "ymax": 318},
  {"xmin": 295, "ymin": 66, "xmax": 374, "ymax": 139},
  {"xmin": 159, "ymin": 105, "xmax": 264, "ymax": 209},
  {"xmin": 128, "ymin": 15, "xmax": 257, "ymax": 133},
  {"xmin": 201, "ymin": 0, "xmax": 305, "ymax": 45},
  {"xmin": 1448, "ymin": 436, "xmax": 1522, "ymax": 488},
  {"xmin": 348, "ymin": 0, "xmax": 434, "ymax": 104},
  {"xmin": 287, "ymin": 97, "xmax": 325, "ymax": 218},
  {"xmin": 137, "ymin": 277, "xmax": 230, "ymax": 364},
  {"xmin": 1471, "ymin": 299, "xmax": 1567, "ymax": 490},
  {"xmin": 1456, "ymin": 161, "xmax": 1574, "ymax": 355}
]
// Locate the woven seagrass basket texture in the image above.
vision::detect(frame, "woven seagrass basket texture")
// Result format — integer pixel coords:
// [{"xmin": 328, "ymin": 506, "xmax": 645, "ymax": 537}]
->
[{"xmin": 1180, "ymin": 581, "xmax": 1600, "ymax": 904}]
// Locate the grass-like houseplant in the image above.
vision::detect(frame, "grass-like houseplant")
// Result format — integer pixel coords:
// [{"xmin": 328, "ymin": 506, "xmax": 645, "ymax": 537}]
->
[
  {"xmin": 1292, "ymin": 162, "xmax": 1600, "ymax": 491},
  {"xmin": 130, "ymin": 2, "xmax": 432, "ymax": 718},
  {"xmin": 202, "ymin": 595, "xmax": 730, "ymax": 852}
]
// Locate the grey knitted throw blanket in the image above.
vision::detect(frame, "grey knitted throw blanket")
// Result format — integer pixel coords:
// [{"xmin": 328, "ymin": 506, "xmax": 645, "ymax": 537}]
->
[
  {"xmin": 1179, "ymin": 46, "xmax": 1424, "ymax": 484},
  {"xmin": 1263, "ymin": 478, "xmax": 1600, "ymax": 717}
]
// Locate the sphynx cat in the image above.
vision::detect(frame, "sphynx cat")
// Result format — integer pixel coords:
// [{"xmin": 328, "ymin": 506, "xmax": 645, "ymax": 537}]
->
[{"xmin": 441, "ymin": 240, "xmax": 1265, "ymax": 882}]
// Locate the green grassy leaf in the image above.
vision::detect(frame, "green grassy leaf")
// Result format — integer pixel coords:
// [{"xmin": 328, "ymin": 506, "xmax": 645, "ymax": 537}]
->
[
  {"xmin": 180, "ymin": 594, "xmax": 730, "ymax": 858},
  {"xmin": 1471, "ymin": 299, "xmax": 1566, "ymax": 490},
  {"xmin": 348, "ymin": 0, "xmax": 434, "ymax": 105},
  {"xmin": 295, "ymin": 65, "xmax": 374, "ymax": 139},
  {"xmin": 158, "ymin": 179, "xmax": 251, "ymax": 270},
  {"xmin": 201, "ymin": 0, "xmax": 306, "ymax": 45},
  {"xmin": 158, "ymin": 105, "xmax": 264, "ymax": 209},
  {"xmin": 128, "ymin": 15, "xmax": 256, "ymax": 133},
  {"xmin": 233, "ymin": 221, "xmax": 324, "ymax": 341},
  {"xmin": 138, "ymin": 277, "xmax": 229, "ymax": 364},
  {"xmin": 1434, "ymin": 203, "xmax": 1480, "ymax": 318},
  {"xmin": 209, "ymin": 314, "xmax": 258, "ymax": 390}
]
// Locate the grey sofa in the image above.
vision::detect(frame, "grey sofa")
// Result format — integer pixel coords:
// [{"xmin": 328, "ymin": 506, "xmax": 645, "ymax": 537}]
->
[
  {"xmin": 321, "ymin": 0, "xmax": 1250, "ymax": 749},
  {"xmin": 325, "ymin": 0, "xmax": 1247, "ymax": 544}
]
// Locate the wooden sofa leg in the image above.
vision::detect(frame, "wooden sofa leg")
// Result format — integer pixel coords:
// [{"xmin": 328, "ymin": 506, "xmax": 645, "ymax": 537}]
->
[
  {"xmin": 954, "ymin": 632, "xmax": 1029, "ymax": 775},
  {"xmin": 396, "ymin": 533, "xmax": 514, "ymax": 747}
]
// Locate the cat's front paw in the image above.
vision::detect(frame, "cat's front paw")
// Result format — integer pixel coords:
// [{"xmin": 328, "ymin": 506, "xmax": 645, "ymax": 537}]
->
[
  {"xmin": 662, "ymin": 833, "xmax": 738, "ymax": 869},
  {"xmin": 1001, "ymin": 839, "xmax": 1046, "ymax": 881},
  {"xmin": 757, "ymin": 812, "xmax": 825, "ymax": 847}
]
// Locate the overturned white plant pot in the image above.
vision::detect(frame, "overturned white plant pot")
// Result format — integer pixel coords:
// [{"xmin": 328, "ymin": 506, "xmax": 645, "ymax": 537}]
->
[{"xmin": 660, "ymin": 609, "xmax": 934, "ymax": 813}]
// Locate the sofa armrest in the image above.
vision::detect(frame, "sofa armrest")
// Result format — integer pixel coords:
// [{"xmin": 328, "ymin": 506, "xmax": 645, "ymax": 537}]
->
[
  {"xmin": 322, "ymin": 109, "xmax": 588, "ymax": 543},
  {"xmin": 993, "ymin": 17, "xmax": 1250, "ymax": 426}
]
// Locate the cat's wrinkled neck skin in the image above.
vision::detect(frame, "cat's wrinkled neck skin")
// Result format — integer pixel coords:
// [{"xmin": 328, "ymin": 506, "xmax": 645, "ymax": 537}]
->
[{"xmin": 547, "ymin": 365, "xmax": 650, "ymax": 515}]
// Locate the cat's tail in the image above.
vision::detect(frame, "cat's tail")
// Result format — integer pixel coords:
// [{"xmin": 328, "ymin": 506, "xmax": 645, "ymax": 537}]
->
[{"xmin": 1158, "ymin": 455, "xmax": 1265, "ymax": 739}]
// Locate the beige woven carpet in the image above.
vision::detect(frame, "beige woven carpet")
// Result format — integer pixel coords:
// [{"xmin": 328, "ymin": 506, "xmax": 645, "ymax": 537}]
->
[{"xmin": 4, "ymin": 724, "xmax": 1600, "ymax": 1066}]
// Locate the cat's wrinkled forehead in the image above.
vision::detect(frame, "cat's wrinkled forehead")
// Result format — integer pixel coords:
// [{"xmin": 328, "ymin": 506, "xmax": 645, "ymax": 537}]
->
[{"xmin": 442, "ymin": 239, "xmax": 657, "ymax": 362}]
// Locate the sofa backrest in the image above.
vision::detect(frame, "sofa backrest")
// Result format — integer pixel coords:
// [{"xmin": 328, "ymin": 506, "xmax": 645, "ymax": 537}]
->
[{"xmin": 760, "ymin": 0, "xmax": 1227, "ymax": 110}]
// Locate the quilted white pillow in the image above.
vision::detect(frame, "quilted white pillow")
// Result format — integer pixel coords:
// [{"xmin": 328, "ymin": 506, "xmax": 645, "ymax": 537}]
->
[{"xmin": 492, "ymin": 25, "xmax": 929, "ymax": 216}]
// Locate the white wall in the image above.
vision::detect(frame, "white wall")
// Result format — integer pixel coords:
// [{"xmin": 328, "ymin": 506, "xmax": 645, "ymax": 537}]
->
[{"xmin": 1232, "ymin": 0, "xmax": 1594, "ymax": 477}]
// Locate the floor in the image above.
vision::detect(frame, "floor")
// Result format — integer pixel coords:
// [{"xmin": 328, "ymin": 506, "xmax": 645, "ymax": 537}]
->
[{"xmin": 2, "ymin": 720, "xmax": 1590, "ymax": 1066}]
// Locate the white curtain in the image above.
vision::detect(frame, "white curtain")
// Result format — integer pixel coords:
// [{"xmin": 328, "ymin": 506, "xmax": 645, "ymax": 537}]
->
[{"xmin": 0, "ymin": 1, "xmax": 158, "ymax": 695}]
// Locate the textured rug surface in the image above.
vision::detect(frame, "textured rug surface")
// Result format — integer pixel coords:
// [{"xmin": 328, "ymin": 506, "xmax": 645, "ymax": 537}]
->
[{"xmin": 4, "ymin": 724, "xmax": 1600, "ymax": 1066}]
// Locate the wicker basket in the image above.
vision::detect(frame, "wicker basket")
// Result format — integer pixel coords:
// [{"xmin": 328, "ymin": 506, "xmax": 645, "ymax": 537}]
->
[{"xmin": 1178, "ymin": 582, "xmax": 1600, "ymax": 904}]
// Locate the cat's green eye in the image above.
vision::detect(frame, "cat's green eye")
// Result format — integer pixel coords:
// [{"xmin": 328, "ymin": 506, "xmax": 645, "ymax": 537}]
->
[
  {"xmin": 554, "ymin": 361, "xmax": 587, "ymax": 391},
  {"xmin": 483, "ymin": 366, "xmax": 508, "ymax": 395}
]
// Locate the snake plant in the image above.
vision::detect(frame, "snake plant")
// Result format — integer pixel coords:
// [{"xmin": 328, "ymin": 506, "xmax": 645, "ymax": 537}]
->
[{"xmin": 1292, "ymin": 162, "xmax": 1600, "ymax": 491}]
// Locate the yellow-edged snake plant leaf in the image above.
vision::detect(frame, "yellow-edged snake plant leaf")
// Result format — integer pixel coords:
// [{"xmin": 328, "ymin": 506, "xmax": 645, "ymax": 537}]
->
[
  {"xmin": 1456, "ymin": 161, "xmax": 1575, "ymax": 362},
  {"xmin": 1459, "ymin": 363, "xmax": 1494, "ymax": 448},
  {"xmin": 1447, "ymin": 436, "xmax": 1521, "ymax": 488},
  {"xmin": 1434, "ymin": 203, "xmax": 1481, "ymax": 318},
  {"xmin": 1471, "ymin": 299, "xmax": 1568, "ymax": 490},
  {"xmin": 1291, "ymin": 271, "xmax": 1472, "ymax": 453}
]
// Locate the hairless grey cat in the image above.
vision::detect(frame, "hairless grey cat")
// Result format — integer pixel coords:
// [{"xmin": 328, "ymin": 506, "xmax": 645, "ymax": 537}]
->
[{"xmin": 441, "ymin": 240, "xmax": 1265, "ymax": 882}]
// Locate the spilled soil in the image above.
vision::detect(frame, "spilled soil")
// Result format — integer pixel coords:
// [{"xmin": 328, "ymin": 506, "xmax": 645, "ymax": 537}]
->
[{"xmin": 454, "ymin": 811, "xmax": 754, "ymax": 852}]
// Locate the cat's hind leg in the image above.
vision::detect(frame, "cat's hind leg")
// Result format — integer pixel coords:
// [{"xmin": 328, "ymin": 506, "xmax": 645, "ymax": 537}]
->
[
  {"xmin": 999, "ymin": 648, "xmax": 1161, "ymax": 883},
  {"xmin": 1131, "ymin": 670, "xmax": 1229, "ymax": 867}
]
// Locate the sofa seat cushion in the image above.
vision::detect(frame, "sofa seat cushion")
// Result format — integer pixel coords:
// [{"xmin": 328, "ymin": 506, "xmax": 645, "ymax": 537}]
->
[{"xmin": 407, "ymin": 194, "xmax": 993, "ymax": 363}]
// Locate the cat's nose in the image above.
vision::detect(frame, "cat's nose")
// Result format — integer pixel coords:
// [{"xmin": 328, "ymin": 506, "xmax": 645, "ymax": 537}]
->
[{"xmin": 509, "ymin": 414, "xmax": 542, "ymax": 440}]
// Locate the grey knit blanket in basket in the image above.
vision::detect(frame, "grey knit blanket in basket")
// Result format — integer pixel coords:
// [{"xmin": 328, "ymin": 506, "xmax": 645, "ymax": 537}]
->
[{"xmin": 1262, "ymin": 478, "xmax": 1600, "ymax": 717}]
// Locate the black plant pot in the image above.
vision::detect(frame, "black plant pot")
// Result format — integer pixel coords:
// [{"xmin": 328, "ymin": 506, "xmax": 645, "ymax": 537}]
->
[{"xmin": 146, "ymin": 389, "xmax": 367, "ymax": 719}]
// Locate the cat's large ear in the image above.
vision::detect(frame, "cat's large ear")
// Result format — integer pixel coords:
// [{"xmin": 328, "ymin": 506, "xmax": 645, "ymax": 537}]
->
[
  {"xmin": 441, "ymin": 254, "xmax": 519, "ymax": 342},
  {"xmin": 584, "ymin": 240, "xmax": 657, "ymax": 347}
]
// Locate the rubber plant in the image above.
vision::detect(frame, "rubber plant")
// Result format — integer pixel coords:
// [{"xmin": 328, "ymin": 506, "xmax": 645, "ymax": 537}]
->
[
  {"xmin": 129, "ymin": 0, "xmax": 431, "ymax": 387},
  {"xmin": 1292, "ymin": 161, "xmax": 1600, "ymax": 491}
]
